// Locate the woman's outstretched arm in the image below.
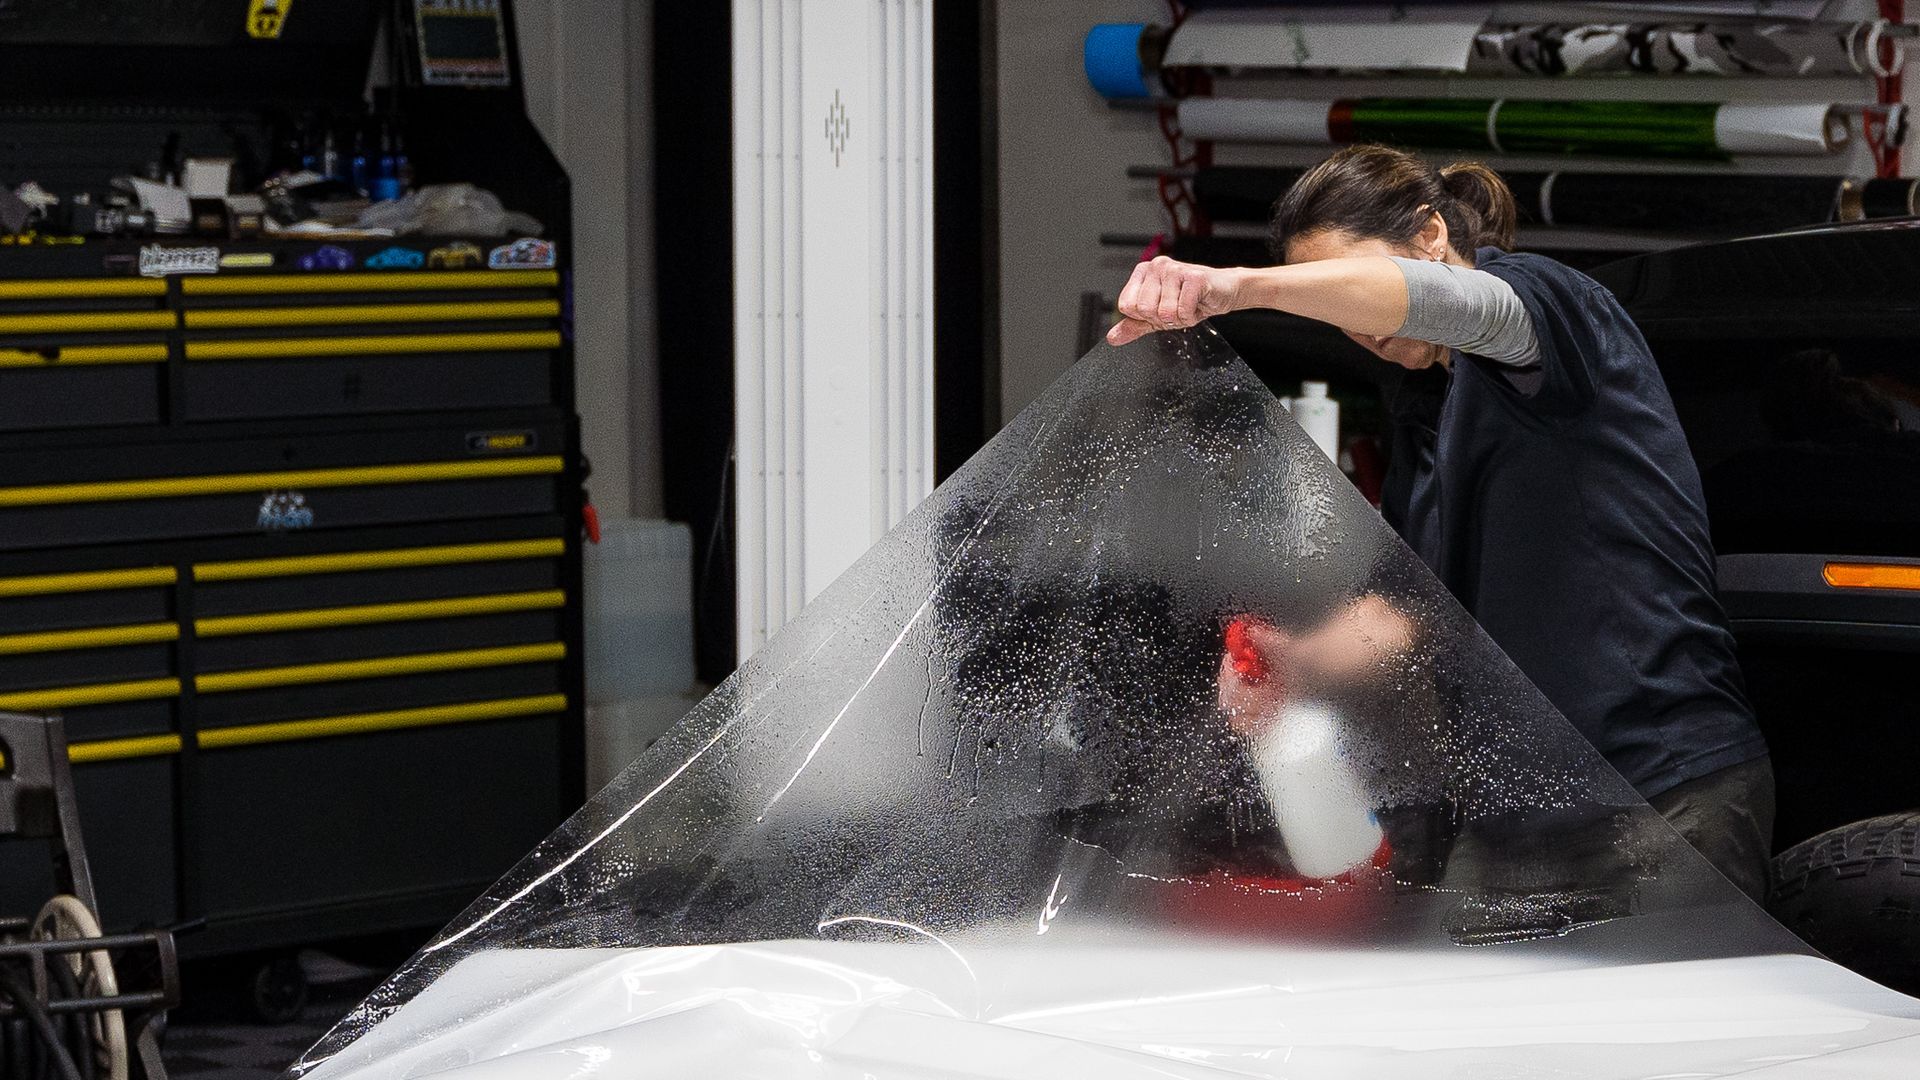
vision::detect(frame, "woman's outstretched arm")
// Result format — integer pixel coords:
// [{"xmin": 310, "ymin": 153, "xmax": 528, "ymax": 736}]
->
[
  {"xmin": 1108, "ymin": 254, "xmax": 1539, "ymax": 369},
  {"xmin": 1108, "ymin": 255, "xmax": 1409, "ymax": 346}
]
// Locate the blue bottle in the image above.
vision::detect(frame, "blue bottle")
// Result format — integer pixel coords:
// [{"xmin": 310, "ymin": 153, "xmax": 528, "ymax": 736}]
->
[
  {"xmin": 350, "ymin": 121, "xmax": 370, "ymax": 196},
  {"xmin": 371, "ymin": 120, "xmax": 402, "ymax": 202}
]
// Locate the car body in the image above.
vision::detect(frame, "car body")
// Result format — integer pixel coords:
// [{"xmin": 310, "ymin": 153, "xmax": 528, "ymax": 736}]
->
[
  {"xmin": 297, "ymin": 244, "xmax": 356, "ymax": 271},
  {"xmin": 427, "ymin": 242, "xmax": 483, "ymax": 269},
  {"xmin": 1594, "ymin": 221, "xmax": 1920, "ymax": 991},
  {"xmin": 487, "ymin": 237, "xmax": 555, "ymax": 269},
  {"xmin": 365, "ymin": 245, "xmax": 426, "ymax": 269}
]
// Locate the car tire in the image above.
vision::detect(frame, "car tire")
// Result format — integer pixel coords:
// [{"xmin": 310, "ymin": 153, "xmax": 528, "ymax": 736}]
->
[{"xmin": 1769, "ymin": 812, "xmax": 1920, "ymax": 995}]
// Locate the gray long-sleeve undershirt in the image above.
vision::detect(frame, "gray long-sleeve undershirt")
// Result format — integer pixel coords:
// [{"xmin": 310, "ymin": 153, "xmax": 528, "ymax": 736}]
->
[{"xmin": 1389, "ymin": 257, "xmax": 1542, "ymax": 371}]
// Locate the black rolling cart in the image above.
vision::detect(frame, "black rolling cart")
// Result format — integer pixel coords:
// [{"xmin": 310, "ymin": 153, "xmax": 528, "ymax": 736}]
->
[{"xmin": 0, "ymin": 0, "xmax": 587, "ymax": 1005}]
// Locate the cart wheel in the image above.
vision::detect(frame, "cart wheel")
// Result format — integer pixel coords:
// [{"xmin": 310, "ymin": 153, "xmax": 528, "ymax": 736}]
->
[{"xmin": 246, "ymin": 952, "xmax": 309, "ymax": 1025}]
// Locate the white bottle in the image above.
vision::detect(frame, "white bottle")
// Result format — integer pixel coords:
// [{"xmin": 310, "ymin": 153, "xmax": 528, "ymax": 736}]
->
[
  {"xmin": 1249, "ymin": 701, "xmax": 1383, "ymax": 879},
  {"xmin": 1291, "ymin": 381, "xmax": 1340, "ymax": 464}
]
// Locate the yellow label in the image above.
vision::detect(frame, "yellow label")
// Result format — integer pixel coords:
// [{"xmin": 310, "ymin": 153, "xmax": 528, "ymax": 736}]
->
[
  {"xmin": 218, "ymin": 252, "xmax": 276, "ymax": 269},
  {"xmin": 247, "ymin": 0, "xmax": 292, "ymax": 39}
]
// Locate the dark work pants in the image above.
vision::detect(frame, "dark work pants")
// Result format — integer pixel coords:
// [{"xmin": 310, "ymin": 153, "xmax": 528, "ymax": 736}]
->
[{"xmin": 1648, "ymin": 755, "xmax": 1776, "ymax": 904}]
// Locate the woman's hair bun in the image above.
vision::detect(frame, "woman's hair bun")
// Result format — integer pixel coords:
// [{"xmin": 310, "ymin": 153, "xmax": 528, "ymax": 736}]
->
[{"xmin": 1439, "ymin": 161, "xmax": 1518, "ymax": 252}]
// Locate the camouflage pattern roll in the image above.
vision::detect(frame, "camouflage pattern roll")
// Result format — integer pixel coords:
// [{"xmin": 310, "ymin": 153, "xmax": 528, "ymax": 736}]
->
[{"xmin": 1469, "ymin": 22, "xmax": 1871, "ymax": 78}]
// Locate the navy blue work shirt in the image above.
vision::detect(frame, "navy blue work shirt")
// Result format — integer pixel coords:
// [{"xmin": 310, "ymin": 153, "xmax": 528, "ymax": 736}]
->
[{"xmin": 1383, "ymin": 247, "xmax": 1767, "ymax": 798}]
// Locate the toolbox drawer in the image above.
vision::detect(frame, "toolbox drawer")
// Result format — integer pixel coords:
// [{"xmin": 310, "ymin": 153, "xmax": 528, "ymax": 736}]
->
[
  {"xmin": 0, "ymin": 278, "xmax": 171, "ymax": 432},
  {"xmin": 0, "ymin": 362, "xmax": 165, "ymax": 430},
  {"xmin": 0, "ymin": 759, "xmax": 178, "ymax": 930},
  {"xmin": 193, "ymin": 714, "xmax": 564, "ymax": 921},
  {"xmin": 181, "ymin": 352, "xmax": 555, "ymax": 420},
  {"xmin": 0, "ymin": 424, "xmax": 568, "ymax": 552},
  {"xmin": 177, "ymin": 270, "xmax": 564, "ymax": 421},
  {"xmin": 0, "ymin": 561, "xmax": 184, "ymax": 747},
  {"xmin": 188, "ymin": 531, "xmax": 570, "ymax": 727}
]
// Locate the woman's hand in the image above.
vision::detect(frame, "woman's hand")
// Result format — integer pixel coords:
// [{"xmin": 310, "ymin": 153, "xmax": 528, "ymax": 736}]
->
[
  {"xmin": 1292, "ymin": 595, "xmax": 1415, "ymax": 681},
  {"xmin": 1108, "ymin": 257, "xmax": 1243, "ymax": 346},
  {"xmin": 1217, "ymin": 596, "xmax": 1416, "ymax": 736},
  {"xmin": 1218, "ymin": 620, "xmax": 1293, "ymax": 736}
]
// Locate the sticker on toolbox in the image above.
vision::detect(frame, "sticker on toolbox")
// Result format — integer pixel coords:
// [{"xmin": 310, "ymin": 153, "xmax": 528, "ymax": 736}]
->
[
  {"xmin": 428, "ymin": 242, "xmax": 484, "ymax": 269},
  {"xmin": 488, "ymin": 238, "xmax": 556, "ymax": 269},
  {"xmin": 257, "ymin": 491, "xmax": 314, "ymax": 531},
  {"xmin": 298, "ymin": 244, "xmax": 356, "ymax": 271},
  {"xmin": 248, "ymin": 0, "xmax": 293, "ymax": 39},
  {"xmin": 1, "ymin": 233, "xmax": 85, "ymax": 246},
  {"xmin": 139, "ymin": 246, "xmax": 220, "ymax": 277},
  {"xmin": 366, "ymin": 246, "xmax": 426, "ymax": 269},
  {"xmin": 219, "ymin": 252, "xmax": 276, "ymax": 269},
  {"xmin": 466, "ymin": 431, "xmax": 537, "ymax": 454}
]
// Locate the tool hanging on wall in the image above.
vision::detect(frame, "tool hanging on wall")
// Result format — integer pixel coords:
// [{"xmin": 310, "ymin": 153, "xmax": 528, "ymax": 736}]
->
[
  {"xmin": 1177, "ymin": 97, "xmax": 1862, "ymax": 160},
  {"xmin": 1869, "ymin": 2, "xmax": 1908, "ymax": 177},
  {"xmin": 1149, "ymin": 2, "xmax": 1210, "ymax": 241}
]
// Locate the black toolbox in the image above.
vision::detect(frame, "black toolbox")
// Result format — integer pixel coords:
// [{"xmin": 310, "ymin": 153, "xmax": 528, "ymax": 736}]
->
[{"xmin": 0, "ymin": 1, "xmax": 585, "ymax": 959}]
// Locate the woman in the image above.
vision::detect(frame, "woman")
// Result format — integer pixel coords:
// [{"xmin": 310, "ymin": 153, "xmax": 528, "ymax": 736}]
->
[{"xmin": 1109, "ymin": 145, "xmax": 1773, "ymax": 901}]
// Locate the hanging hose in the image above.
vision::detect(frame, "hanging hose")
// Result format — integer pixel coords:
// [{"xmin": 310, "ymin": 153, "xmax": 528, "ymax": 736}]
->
[
  {"xmin": 31, "ymin": 897, "xmax": 127, "ymax": 1080},
  {"xmin": 0, "ymin": 966, "xmax": 85, "ymax": 1080},
  {"xmin": 42, "ymin": 958, "xmax": 95, "ymax": 1080}
]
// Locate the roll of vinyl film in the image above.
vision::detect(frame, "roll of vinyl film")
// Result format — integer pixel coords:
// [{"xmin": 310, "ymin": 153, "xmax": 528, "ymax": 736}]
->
[
  {"xmin": 1861, "ymin": 177, "xmax": 1920, "ymax": 218},
  {"xmin": 1495, "ymin": 100, "xmax": 1724, "ymax": 158},
  {"xmin": 1184, "ymin": 97, "xmax": 1848, "ymax": 160},
  {"xmin": 1338, "ymin": 98, "xmax": 1496, "ymax": 152},
  {"xmin": 1713, "ymin": 103, "xmax": 1849, "ymax": 156},
  {"xmin": 1538, "ymin": 172, "xmax": 1847, "ymax": 233},
  {"xmin": 1085, "ymin": 23, "xmax": 1151, "ymax": 98},
  {"xmin": 1193, "ymin": 166, "xmax": 1306, "ymax": 224},
  {"xmin": 1181, "ymin": 98, "xmax": 1336, "ymax": 143}
]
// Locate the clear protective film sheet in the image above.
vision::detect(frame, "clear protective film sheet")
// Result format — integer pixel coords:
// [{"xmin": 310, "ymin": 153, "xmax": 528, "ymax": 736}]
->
[{"xmin": 297, "ymin": 330, "xmax": 1920, "ymax": 1079}]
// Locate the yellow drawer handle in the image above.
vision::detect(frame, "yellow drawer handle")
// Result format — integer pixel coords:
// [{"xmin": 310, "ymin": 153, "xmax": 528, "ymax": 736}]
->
[
  {"xmin": 181, "ymin": 270, "xmax": 560, "ymax": 295},
  {"xmin": 198, "ymin": 693, "xmax": 568, "ymax": 750},
  {"xmin": 0, "ymin": 678, "xmax": 182, "ymax": 712},
  {"xmin": 186, "ymin": 330, "xmax": 561, "ymax": 361},
  {"xmin": 0, "ymin": 280, "xmax": 166, "ymax": 300},
  {"xmin": 0, "ymin": 456, "xmax": 563, "ymax": 508},
  {"xmin": 68, "ymin": 734, "xmax": 184, "ymax": 764},
  {"xmin": 196, "ymin": 589, "xmax": 565, "ymax": 637},
  {"xmin": 196, "ymin": 641, "xmax": 566, "ymax": 694},
  {"xmin": 193, "ymin": 538, "xmax": 564, "ymax": 582},
  {"xmin": 0, "ymin": 312, "xmax": 174, "ymax": 334},
  {"xmin": 0, "ymin": 566, "xmax": 177, "ymax": 597},
  {"xmin": 0, "ymin": 734, "xmax": 186, "ymax": 770},
  {"xmin": 0, "ymin": 344, "xmax": 169, "ymax": 368},
  {"xmin": 185, "ymin": 300, "xmax": 561, "ymax": 329},
  {"xmin": 0, "ymin": 622, "xmax": 179, "ymax": 655}
]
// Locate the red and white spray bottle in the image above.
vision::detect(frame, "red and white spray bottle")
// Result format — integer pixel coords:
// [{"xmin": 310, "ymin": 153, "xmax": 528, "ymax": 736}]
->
[{"xmin": 1225, "ymin": 617, "xmax": 1386, "ymax": 881}]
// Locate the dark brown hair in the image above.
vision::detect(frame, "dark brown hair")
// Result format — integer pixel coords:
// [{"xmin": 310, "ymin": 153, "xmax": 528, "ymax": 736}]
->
[{"xmin": 1269, "ymin": 145, "xmax": 1518, "ymax": 263}]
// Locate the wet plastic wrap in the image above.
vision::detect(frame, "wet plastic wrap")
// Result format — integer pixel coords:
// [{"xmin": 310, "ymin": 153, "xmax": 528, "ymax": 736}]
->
[{"xmin": 296, "ymin": 330, "xmax": 1920, "ymax": 1078}]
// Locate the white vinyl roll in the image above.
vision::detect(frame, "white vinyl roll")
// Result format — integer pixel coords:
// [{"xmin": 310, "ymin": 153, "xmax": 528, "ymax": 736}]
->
[
  {"xmin": 1714, "ymin": 103, "xmax": 1850, "ymax": 156},
  {"xmin": 1165, "ymin": 7, "xmax": 1493, "ymax": 73},
  {"xmin": 1177, "ymin": 97, "xmax": 1335, "ymax": 144}
]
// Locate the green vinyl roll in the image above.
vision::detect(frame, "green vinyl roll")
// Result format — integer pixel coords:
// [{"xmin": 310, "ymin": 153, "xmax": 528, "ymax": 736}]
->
[
  {"xmin": 1495, "ymin": 100, "xmax": 1724, "ymax": 159},
  {"xmin": 1343, "ymin": 99, "xmax": 1724, "ymax": 159},
  {"xmin": 1340, "ymin": 99, "xmax": 1496, "ymax": 153}
]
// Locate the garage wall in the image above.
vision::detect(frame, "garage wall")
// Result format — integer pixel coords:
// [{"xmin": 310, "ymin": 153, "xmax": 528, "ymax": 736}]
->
[
  {"xmin": 994, "ymin": 0, "xmax": 1919, "ymax": 426},
  {"xmin": 516, "ymin": 0, "xmax": 663, "ymax": 520},
  {"xmin": 995, "ymin": 0, "xmax": 1167, "ymax": 424}
]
